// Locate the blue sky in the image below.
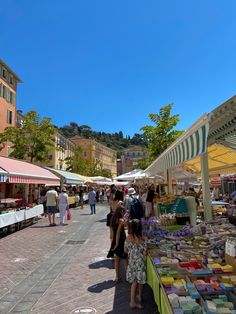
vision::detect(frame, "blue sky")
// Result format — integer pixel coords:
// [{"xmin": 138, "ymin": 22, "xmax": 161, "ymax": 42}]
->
[{"xmin": 1, "ymin": 0, "xmax": 236, "ymax": 136}]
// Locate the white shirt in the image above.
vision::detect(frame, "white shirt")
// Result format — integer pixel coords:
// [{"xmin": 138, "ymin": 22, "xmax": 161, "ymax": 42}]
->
[
  {"xmin": 46, "ymin": 190, "xmax": 58, "ymax": 206},
  {"xmin": 58, "ymin": 192, "xmax": 68, "ymax": 205}
]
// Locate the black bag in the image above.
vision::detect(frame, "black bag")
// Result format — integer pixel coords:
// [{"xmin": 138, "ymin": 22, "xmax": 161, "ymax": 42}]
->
[
  {"xmin": 106, "ymin": 211, "xmax": 113, "ymax": 227},
  {"xmin": 130, "ymin": 197, "xmax": 144, "ymax": 220}
]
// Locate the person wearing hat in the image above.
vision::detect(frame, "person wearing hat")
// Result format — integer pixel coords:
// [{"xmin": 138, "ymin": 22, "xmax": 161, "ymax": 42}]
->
[
  {"xmin": 124, "ymin": 187, "xmax": 144, "ymax": 220},
  {"xmin": 58, "ymin": 187, "xmax": 69, "ymax": 225}
]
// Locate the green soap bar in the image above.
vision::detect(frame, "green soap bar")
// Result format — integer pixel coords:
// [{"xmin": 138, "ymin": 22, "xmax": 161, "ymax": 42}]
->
[
  {"xmin": 224, "ymin": 302, "xmax": 234, "ymax": 310},
  {"xmin": 188, "ymin": 301, "xmax": 200, "ymax": 311},
  {"xmin": 216, "ymin": 308, "xmax": 231, "ymax": 314},
  {"xmin": 181, "ymin": 305, "xmax": 192, "ymax": 314},
  {"xmin": 213, "ymin": 299, "xmax": 225, "ymax": 307}
]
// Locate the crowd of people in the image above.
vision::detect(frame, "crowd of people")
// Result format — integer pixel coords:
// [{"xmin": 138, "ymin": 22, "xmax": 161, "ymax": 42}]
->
[{"xmin": 106, "ymin": 184, "xmax": 158, "ymax": 309}]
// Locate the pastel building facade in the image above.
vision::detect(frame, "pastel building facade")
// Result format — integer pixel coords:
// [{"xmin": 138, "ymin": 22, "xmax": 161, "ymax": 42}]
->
[
  {"xmin": 0, "ymin": 60, "xmax": 21, "ymax": 157},
  {"xmin": 118, "ymin": 146, "xmax": 148, "ymax": 175},
  {"xmin": 71, "ymin": 137, "xmax": 117, "ymax": 177}
]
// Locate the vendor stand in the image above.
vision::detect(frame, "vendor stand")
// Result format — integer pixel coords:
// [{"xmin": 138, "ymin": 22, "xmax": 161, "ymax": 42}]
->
[
  {"xmin": 46, "ymin": 168, "xmax": 87, "ymax": 207},
  {"xmin": 142, "ymin": 96, "xmax": 236, "ymax": 313},
  {"xmin": 0, "ymin": 156, "xmax": 60, "ymax": 233},
  {"xmin": 144, "ymin": 218, "xmax": 236, "ymax": 313}
]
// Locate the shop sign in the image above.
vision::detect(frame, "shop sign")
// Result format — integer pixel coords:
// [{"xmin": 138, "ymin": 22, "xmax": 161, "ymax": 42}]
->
[{"xmin": 210, "ymin": 177, "xmax": 221, "ymax": 187}]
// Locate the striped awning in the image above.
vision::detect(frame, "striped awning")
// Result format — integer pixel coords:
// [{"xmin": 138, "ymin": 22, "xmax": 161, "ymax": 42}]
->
[
  {"xmin": 208, "ymin": 95, "xmax": 236, "ymax": 150},
  {"xmin": 0, "ymin": 157, "xmax": 60, "ymax": 185},
  {"xmin": 46, "ymin": 168, "xmax": 85, "ymax": 185},
  {"xmin": 145, "ymin": 115, "xmax": 209, "ymax": 175}
]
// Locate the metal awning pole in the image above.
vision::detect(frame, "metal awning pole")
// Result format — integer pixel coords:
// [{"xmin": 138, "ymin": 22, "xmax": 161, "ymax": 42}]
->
[
  {"xmin": 167, "ymin": 169, "xmax": 173, "ymax": 195},
  {"xmin": 200, "ymin": 152, "xmax": 212, "ymax": 221}
]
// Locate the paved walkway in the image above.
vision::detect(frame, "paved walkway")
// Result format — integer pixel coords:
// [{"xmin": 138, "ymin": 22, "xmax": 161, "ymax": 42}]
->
[{"xmin": 0, "ymin": 203, "xmax": 158, "ymax": 314}]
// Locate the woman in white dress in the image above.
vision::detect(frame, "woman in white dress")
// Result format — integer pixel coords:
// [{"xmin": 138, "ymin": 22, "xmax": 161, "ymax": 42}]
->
[{"xmin": 58, "ymin": 187, "xmax": 69, "ymax": 225}]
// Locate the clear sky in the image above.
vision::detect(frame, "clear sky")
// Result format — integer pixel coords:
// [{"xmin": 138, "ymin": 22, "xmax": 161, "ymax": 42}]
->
[{"xmin": 1, "ymin": 0, "xmax": 236, "ymax": 136}]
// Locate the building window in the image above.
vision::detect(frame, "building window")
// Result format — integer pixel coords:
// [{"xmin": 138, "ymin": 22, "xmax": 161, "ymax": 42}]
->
[
  {"xmin": 84, "ymin": 152, "xmax": 87, "ymax": 157},
  {"xmin": 7, "ymin": 110, "xmax": 13, "ymax": 124},
  {"xmin": 2, "ymin": 68, "xmax": 7, "ymax": 79},
  {"xmin": 7, "ymin": 146, "xmax": 12, "ymax": 157}
]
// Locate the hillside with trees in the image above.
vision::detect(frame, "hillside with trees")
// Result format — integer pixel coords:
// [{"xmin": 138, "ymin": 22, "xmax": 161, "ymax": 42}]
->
[{"xmin": 59, "ymin": 123, "xmax": 147, "ymax": 154}]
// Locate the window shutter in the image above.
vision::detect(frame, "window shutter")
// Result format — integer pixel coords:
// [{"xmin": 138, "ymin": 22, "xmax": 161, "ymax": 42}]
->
[{"xmin": 0, "ymin": 83, "xmax": 2, "ymax": 97}]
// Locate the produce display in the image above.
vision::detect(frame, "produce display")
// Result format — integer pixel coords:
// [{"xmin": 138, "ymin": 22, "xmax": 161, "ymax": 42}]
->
[{"xmin": 145, "ymin": 217, "xmax": 236, "ymax": 314}]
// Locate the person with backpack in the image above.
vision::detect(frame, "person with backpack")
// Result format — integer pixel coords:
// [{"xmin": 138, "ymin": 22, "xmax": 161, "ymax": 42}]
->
[{"xmin": 124, "ymin": 188, "xmax": 144, "ymax": 220}]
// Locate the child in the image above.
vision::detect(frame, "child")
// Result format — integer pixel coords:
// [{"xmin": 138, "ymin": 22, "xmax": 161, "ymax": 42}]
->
[{"xmin": 124, "ymin": 219, "xmax": 147, "ymax": 309}]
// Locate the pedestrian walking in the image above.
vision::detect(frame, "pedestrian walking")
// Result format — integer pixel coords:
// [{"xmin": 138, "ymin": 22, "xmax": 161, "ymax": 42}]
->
[
  {"xmin": 107, "ymin": 205, "xmax": 128, "ymax": 283},
  {"xmin": 58, "ymin": 187, "xmax": 69, "ymax": 225},
  {"xmin": 79, "ymin": 187, "xmax": 84, "ymax": 209},
  {"xmin": 46, "ymin": 187, "xmax": 58, "ymax": 226},
  {"xmin": 124, "ymin": 219, "xmax": 147, "ymax": 309},
  {"xmin": 88, "ymin": 187, "xmax": 96, "ymax": 214}
]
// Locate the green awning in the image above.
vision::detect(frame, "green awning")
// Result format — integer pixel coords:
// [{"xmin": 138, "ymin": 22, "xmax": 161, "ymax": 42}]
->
[
  {"xmin": 145, "ymin": 115, "xmax": 209, "ymax": 175},
  {"xmin": 46, "ymin": 168, "xmax": 85, "ymax": 185}
]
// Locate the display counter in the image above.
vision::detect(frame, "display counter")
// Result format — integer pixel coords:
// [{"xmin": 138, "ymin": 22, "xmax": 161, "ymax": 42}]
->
[
  {"xmin": 0, "ymin": 204, "xmax": 43, "ymax": 229},
  {"xmin": 147, "ymin": 255, "xmax": 172, "ymax": 314},
  {"xmin": 145, "ymin": 218, "xmax": 236, "ymax": 314},
  {"xmin": 68, "ymin": 196, "xmax": 76, "ymax": 206}
]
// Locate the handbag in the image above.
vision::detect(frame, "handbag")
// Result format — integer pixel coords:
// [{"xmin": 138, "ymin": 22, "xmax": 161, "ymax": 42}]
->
[
  {"xmin": 67, "ymin": 209, "xmax": 72, "ymax": 220},
  {"xmin": 106, "ymin": 211, "xmax": 113, "ymax": 227}
]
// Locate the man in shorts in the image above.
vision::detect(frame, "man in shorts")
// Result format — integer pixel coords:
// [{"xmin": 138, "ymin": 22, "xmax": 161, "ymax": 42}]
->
[{"xmin": 46, "ymin": 187, "xmax": 58, "ymax": 226}]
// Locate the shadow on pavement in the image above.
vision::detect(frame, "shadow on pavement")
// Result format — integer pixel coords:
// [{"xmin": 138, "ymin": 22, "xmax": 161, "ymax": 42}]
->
[
  {"xmin": 96, "ymin": 218, "xmax": 107, "ymax": 223},
  {"xmin": 88, "ymin": 280, "xmax": 115, "ymax": 293},
  {"xmin": 89, "ymin": 258, "xmax": 114, "ymax": 270},
  {"xmin": 80, "ymin": 213, "xmax": 92, "ymax": 216},
  {"xmin": 104, "ymin": 264, "xmax": 159, "ymax": 314}
]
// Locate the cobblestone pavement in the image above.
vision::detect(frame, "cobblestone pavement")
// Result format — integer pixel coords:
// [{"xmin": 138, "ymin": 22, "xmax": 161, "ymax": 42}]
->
[{"xmin": 0, "ymin": 203, "xmax": 158, "ymax": 314}]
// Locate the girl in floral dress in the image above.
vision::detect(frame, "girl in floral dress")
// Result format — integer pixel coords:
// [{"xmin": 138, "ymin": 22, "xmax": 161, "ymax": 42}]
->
[{"xmin": 124, "ymin": 219, "xmax": 147, "ymax": 309}]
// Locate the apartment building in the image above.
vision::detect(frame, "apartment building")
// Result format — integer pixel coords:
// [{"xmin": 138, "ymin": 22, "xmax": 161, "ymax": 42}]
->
[
  {"xmin": 16, "ymin": 111, "xmax": 75, "ymax": 170},
  {"xmin": 118, "ymin": 146, "xmax": 148, "ymax": 175},
  {"xmin": 0, "ymin": 59, "xmax": 21, "ymax": 157},
  {"xmin": 71, "ymin": 136, "xmax": 117, "ymax": 177},
  {"xmin": 47, "ymin": 132, "xmax": 75, "ymax": 170}
]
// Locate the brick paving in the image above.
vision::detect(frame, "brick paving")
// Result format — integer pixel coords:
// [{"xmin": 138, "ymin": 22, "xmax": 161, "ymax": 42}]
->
[{"xmin": 0, "ymin": 203, "xmax": 158, "ymax": 314}]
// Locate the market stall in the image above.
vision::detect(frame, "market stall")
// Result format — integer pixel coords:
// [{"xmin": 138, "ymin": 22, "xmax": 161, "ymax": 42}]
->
[
  {"xmin": 145, "ymin": 95, "xmax": 236, "ymax": 221},
  {"xmin": 144, "ymin": 217, "xmax": 236, "ymax": 314},
  {"xmin": 46, "ymin": 168, "xmax": 87, "ymax": 206},
  {"xmin": 0, "ymin": 157, "xmax": 60, "ymax": 231}
]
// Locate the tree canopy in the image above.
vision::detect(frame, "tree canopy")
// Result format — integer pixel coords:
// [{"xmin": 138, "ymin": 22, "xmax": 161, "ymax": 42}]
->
[
  {"xmin": 0, "ymin": 110, "xmax": 56, "ymax": 163},
  {"xmin": 60, "ymin": 122, "xmax": 146, "ymax": 152},
  {"xmin": 65, "ymin": 146, "xmax": 112, "ymax": 178},
  {"xmin": 138, "ymin": 103, "xmax": 183, "ymax": 168}
]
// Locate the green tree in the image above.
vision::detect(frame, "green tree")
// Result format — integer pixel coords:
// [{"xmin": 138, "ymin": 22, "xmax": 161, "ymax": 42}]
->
[
  {"xmin": 140, "ymin": 103, "xmax": 183, "ymax": 162},
  {"xmin": 65, "ymin": 146, "xmax": 88, "ymax": 174},
  {"xmin": 0, "ymin": 110, "xmax": 56, "ymax": 163}
]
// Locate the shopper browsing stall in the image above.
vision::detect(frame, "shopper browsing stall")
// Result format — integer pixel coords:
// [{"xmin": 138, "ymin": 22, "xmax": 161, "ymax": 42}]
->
[{"xmin": 124, "ymin": 219, "xmax": 147, "ymax": 309}]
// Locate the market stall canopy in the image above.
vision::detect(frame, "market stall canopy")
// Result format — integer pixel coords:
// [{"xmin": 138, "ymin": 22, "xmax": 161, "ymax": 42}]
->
[
  {"xmin": 46, "ymin": 168, "xmax": 85, "ymax": 185},
  {"xmin": 90, "ymin": 176, "xmax": 112, "ymax": 182},
  {"xmin": 0, "ymin": 157, "xmax": 60, "ymax": 185},
  {"xmin": 115, "ymin": 169, "xmax": 164, "ymax": 182},
  {"xmin": 145, "ymin": 95, "xmax": 236, "ymax": 176},
  {"xmin": 114, "ymin": 169, "xmax": 146, "ymax": 181},
  {"xmin": 184, "ymin": 144, "xmax": 236, "ymax": 176},
  {"xmin": 92, "ymin": 180, "xmax": 129, "ymax": 186}
]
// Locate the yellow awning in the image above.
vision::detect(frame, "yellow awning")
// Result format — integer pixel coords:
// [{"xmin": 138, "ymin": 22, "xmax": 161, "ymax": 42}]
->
[{"xmin": 184, "ymin": 144, "xmax": 236, "ymax": 176}]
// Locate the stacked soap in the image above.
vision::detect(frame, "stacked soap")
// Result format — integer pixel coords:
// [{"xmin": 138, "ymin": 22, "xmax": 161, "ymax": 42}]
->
[
  {"xmin": 186, "ymin": 283, "xmax": 201, "ymax": 299},
  {"xmin": 205, "ymin": 298, "xmax": 235, "ymax": 314},
  {"xmin": 168, "ymin": 294, "xmax": 202, "ymax": 314}
]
